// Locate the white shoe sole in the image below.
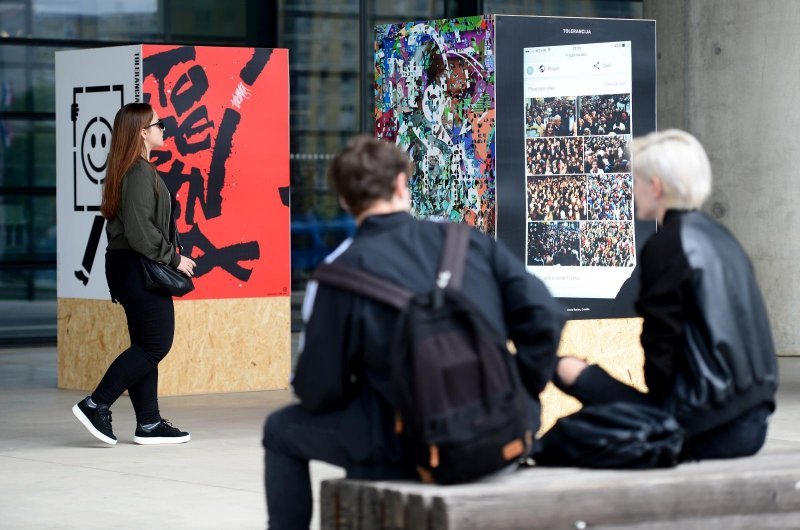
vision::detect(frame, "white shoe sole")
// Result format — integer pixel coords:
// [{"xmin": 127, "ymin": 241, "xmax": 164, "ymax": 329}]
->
[
  {"xmin": 72, "ymin": 404, "xmax": 117, "ymax": 445},
  {"xmin": 133, "ymin": 434, "xmax": 191, "ymax": 445}
]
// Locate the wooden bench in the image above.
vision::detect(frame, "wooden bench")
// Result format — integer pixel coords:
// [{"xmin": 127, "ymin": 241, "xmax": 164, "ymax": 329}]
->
[{"xmin": 320, "ymin": 451, "xmax": 800, "ymax": 529}]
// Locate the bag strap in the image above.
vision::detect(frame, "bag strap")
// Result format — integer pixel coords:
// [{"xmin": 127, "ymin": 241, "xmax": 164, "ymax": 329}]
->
[
  {"xmin": 313, "ymin": 262, "xmax": 412, "ymax": 310},
  {"xmin": 169, "ymin": 210, "xmax": 181, "ymax": 250},
  {"xmin": 437, "ymin": 222, "xmax": 470, "ymax": 290},
  {"xmin": 148, "ymin": 163, "xmax": 182, "ymax": 252},
  {"xmin": 312, "ymin": 221, "xmax": 472, "ymax": 306}
]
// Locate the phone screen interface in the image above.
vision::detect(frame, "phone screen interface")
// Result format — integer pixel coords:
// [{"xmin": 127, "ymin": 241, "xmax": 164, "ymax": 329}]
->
[{"xmin": 523, "ymin": 41, "xmax": 634, "ymax": 299}]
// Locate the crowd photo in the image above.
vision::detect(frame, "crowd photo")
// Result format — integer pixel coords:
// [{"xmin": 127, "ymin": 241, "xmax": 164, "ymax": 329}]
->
[
  {"xmin": 576, "ymin": 93, "xmax": 631, "ymax": 136},
  {"xmin": 527, "ymin": 176, "xmax": 586, "ymax": 221},
  {"xmin": 579, "ymin": 221, "xmax": 635, "ymax": 267},
  {"xmin": 525, "ymin": 96, "xmax": 578, "ymax": 138},
  {"xmin": 527, "ymin": 221, "xmax": 580, "ymax": 266},
  {"xmin": 587, "ymin": 173, "xmax": 632, "ymax": 221},
  {"xmin": 523, "ymin": 92, "xmax": 637, "ymax": 270},
  {"xmin": 583, "ymin": 135, "xmax": 631, "ymax": 174},
  {"xmin": 526, "ymin": 137, "xmax": 584, "ymax": 175}
]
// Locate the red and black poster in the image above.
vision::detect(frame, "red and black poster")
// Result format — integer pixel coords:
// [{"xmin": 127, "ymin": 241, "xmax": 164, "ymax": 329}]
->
[{"xmin": 142, "ymin": 45, "xmax": 289, "ymax": 299}]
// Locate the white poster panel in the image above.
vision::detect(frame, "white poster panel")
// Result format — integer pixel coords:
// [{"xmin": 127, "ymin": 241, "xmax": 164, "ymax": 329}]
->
[
  {"xmin": 523, "ymin": 41, "xmax": 634, "ymax": 299},
  {"xmin": 56, "ymin": 45, "xmax": 141, "ymax": 299}
]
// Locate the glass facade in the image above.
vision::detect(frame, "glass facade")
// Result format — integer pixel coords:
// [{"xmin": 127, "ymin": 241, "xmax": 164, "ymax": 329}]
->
[
  {"xmin": 280, "ymin": 0, "xmax": 446, "ymax": 285},
  {"xmin": 0, "ymin": 0, "xmax": 641, "ymax": 342}
]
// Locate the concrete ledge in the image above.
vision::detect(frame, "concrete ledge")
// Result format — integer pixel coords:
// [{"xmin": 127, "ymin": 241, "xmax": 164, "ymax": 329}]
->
[{"xmin": 320, "ymin": 451, "xmax": 800, "ymax": 529}]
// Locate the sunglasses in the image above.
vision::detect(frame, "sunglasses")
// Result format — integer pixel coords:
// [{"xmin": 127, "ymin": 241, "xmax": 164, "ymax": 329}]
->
[{"xmin": 143, "ymin": 120, "xmax": 165, "ymax": 131}]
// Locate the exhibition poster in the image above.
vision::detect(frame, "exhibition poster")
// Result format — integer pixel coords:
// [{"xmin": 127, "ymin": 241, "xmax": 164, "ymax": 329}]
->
[
  {"xmin": 523, "ymin": 41, "xmax": 634, "ymax": 299},
  {"xmin": 375, "ymin": 16, "xmax": 497, "ymax": 235}
]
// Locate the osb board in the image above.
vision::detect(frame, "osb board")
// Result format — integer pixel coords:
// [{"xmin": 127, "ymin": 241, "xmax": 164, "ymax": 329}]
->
[
  {"xmin": 540, "ymin": 318, "xmax": 645, "ymax": 433},
  {"xmin": 58, "ymin": 297, "xmax": 290, "ymax": 396}
]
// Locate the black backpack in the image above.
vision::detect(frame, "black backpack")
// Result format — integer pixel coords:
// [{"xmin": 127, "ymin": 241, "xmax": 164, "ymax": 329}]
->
[{"xmin": 313, "ymin": 222, "xmax": 532, "ymax": 484}]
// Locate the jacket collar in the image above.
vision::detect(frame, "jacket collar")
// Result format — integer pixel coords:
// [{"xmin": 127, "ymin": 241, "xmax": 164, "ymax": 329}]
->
[
  {"xmin": 662, "ymin": 209, "xmax": 692, "ymax": 226},
  {"xmin": 356, "ymin": 211, "xmax": 414, "ymax": 236}
]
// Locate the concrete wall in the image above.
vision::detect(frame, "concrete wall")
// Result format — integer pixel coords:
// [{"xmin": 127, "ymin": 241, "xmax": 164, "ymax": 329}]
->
[{"xmin": 643, "ymin": 0, "xmax": 800, "ymax": 355}]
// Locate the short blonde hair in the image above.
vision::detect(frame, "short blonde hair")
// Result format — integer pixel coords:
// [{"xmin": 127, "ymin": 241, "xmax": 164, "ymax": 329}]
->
[{"xmin": 631, "ymin": 129, "xmax": 712, "ymax": 210}]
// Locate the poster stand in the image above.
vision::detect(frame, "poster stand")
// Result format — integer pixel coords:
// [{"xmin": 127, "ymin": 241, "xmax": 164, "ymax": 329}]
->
[
  {"xmin": 55, "ymin": 45, "xmax": 291, "ymax": 394},
  {"xmin": 375, "ymin": 15, "xmax": 656, "ymax": 428}
]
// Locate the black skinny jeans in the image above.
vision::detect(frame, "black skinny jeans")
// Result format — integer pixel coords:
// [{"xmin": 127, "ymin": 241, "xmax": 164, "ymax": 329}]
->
[
  {"xmin": 262, "ymin": 398, "xmax": 541, "ymax": 530},
  {"xmin": 564, "ymin": 364, "xmax": 771, "ymax": 461},
  {"xmin": 92, "ymin": 249, "xmax": 174, "ymax": 425}
]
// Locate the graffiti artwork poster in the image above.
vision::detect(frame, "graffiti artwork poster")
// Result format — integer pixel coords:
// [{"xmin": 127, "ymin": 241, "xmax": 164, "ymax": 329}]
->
[
  {"xmin": 142, "ymin": 45, "xmax": 289, "ymax": 300},
  {"xmin": 375, "ymin": 16, "xmax": 497, "ymax": 235}
]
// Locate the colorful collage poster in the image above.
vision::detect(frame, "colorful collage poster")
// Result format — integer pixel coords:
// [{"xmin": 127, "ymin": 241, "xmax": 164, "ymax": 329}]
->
[{"xmin": 375, "ymin": 16, "xmax": 497, "ymax": 234}]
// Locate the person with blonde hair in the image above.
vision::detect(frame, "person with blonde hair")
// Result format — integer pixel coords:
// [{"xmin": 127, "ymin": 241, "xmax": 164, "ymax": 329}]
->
[
  {"xmin": 550, "ymin": 129, "xmax": 777, "ymax": 461},
  {"xmin": 72, "ymin": 102, "xmax": 195, "ymax": 446}
]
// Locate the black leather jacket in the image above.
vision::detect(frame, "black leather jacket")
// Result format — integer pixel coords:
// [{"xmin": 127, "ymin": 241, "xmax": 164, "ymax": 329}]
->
[{"xmin": 636, "ymin": 210, "xmax": 778, "ymax": 436}]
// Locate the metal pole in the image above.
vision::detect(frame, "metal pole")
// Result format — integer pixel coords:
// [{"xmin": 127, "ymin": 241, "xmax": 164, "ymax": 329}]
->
[{"xmin": 359, "ymin": 0, "xmax": 372, "ymax": 134}]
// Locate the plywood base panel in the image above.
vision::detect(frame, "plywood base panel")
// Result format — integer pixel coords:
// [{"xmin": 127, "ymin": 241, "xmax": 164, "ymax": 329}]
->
[
  {"xmin": 540, "ymin": 318, "xmax": 645, "ymax": 432},
  {"xmin": 58, "ymin": 298, "xmax": 642, "ymax": 425},
  {"xmin": 58, "ymin": 297, "xmax": 290, "ymax": 396}
]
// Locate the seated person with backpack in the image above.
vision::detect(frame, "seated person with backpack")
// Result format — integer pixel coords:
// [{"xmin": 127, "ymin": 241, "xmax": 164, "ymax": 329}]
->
[
  {"xmin": 553, "ymin": 129, "xmax": 778, "ymax": 462},
  {"xmin": 263, "ymin": 136, "xmax": 566, "ymax": 529}
]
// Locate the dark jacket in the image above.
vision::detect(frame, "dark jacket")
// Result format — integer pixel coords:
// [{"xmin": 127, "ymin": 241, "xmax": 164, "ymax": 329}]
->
[
  {"xmin": 293, "ymin": 212, "xmax": 566, "ymax": 463},
  {"xmin": 636, "ymin": 210, "xmax": 777, "ymax": 436},
  {"xmin": 106, "ymin": 158, "xmax": 180, "ymax": 268}
]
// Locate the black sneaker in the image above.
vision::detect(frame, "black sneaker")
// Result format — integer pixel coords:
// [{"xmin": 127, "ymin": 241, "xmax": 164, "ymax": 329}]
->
[
  {"xmin": 133, "ymin": 419, "xmax": 191, "ymax": 445},
  {"xmin": 72, "ymin": 396, "xmax": 117, "ymax": 445}
]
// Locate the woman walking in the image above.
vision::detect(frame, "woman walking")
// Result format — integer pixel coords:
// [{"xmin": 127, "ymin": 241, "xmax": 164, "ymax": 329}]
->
[{"xmin": 72, "ymin": 102, "xmax": 195, "ymax": 445}]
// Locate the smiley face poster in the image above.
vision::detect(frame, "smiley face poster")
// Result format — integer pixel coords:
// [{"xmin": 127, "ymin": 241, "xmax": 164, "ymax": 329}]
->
[{"xmin": 55, "ymin": 45, "xmax": 289, "ymax": 300}]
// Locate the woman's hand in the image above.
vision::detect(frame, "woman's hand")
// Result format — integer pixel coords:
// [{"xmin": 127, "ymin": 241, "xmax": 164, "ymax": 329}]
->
[{"xmin": 177, "ymin": 255, "xmax": 197, "ymax": 277}]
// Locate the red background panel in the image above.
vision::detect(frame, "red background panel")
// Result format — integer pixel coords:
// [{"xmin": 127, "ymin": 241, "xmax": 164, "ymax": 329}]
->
[{"xmin": 142, "ymin": 45, "xmax": 289, "ymax": 299}]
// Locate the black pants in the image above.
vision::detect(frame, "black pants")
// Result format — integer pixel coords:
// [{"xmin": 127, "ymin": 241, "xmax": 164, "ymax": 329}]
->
[
  {"xmin": 92, "ymin": 249, "xmax": 174, "ymax": 424},
  {"xmin": 262, "ymin": 404, "xmax": 416, "ymax": 530},
  {"xmin": 564, "ymin": 364, "xmax": 771, "ymax": 461},
  {"xmin": 262, "ymin": 398, "xmax": 541, "ymax": 530}
]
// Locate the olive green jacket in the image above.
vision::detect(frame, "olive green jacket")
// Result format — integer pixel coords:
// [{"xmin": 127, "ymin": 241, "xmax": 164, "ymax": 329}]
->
[{"xmin": 105, "ymin": 158, "xmax": 181, "ymax": 268}]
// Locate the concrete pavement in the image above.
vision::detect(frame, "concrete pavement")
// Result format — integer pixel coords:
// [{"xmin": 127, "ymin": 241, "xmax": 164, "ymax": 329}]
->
[{"xmin": 0, "ymin": 347, "xmax": 797, "ymax": 529}]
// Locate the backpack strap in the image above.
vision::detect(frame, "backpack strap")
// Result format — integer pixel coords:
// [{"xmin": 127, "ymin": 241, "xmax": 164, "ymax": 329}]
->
[
  {"xmin": 313, "ymin": 261, "xmax": 412, "ymax": 311},
  {"xmin": 437, "ymin": 222, "xmax": 471, "ymax": 290},
  {"xmin": 312, "ymin": 222, "xmax": 471, "ymax": 305}
]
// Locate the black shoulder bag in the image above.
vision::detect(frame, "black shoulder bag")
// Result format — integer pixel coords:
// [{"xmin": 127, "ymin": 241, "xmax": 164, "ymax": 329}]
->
[
  {"xmin": 141, "ymin": 257, "xmax": 194, "ymax": 297},
  {"xmin": 534, "ymin": 401, "xmax": 684, "ymax": 469}
]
